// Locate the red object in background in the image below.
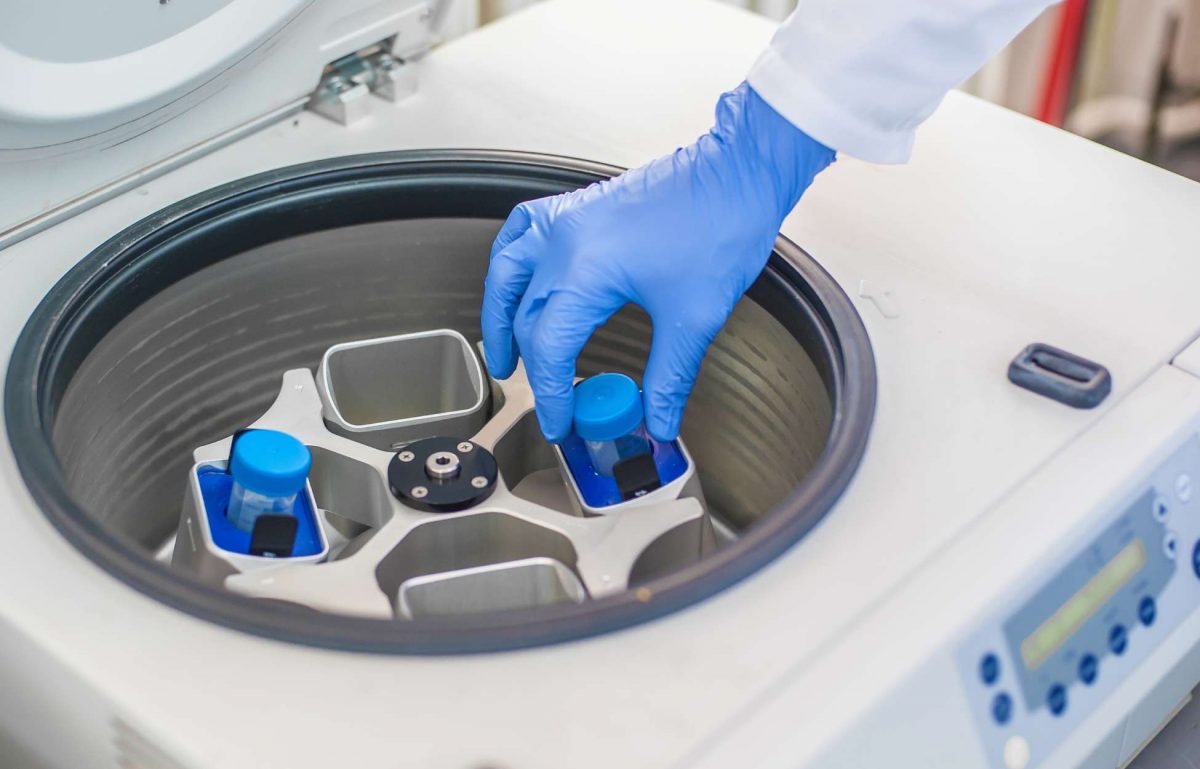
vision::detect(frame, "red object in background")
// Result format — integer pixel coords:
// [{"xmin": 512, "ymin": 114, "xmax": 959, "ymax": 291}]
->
[{"xmin": 1036, "ymin": 0, "xmax": 1090, "ymax": 126}]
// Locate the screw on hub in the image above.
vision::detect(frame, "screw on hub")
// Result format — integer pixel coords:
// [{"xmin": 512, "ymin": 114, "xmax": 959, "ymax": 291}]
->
[{"xmin": 425, "ymin": 451, "xmax": 461, "ymax": 479}]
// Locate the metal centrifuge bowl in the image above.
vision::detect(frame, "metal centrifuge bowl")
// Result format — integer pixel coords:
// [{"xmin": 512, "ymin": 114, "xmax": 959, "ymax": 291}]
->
[{"xmin": 4, "ymin": 151, "xmax": 875, "ymax": 653}]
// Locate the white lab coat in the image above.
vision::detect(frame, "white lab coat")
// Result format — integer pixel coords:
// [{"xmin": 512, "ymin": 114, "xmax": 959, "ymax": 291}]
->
[{"xmin": 748, "ymin": 0, "xmax": 1059, "ymax": 163}]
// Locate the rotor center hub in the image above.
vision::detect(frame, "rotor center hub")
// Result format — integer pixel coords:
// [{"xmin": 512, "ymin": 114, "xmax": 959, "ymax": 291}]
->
[{"xmin": 389, "ymin": 437, "xmax": 498, "ymax": 512}]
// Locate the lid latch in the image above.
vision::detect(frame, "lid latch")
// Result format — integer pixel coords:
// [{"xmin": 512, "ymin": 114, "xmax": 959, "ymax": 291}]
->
[
  {"xmin": 1008, "ymin": 343, "xmax": 1112, "ymax": 409},
  {"xmin": 309, "ymin": 43, "xmax": 417, "ymax": 125}
]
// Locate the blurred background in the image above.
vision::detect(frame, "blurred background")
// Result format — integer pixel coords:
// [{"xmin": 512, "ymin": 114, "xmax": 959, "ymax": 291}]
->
[{"xmin": 438, "ymin": 0, "xmax": 1200, "ymax": 181}]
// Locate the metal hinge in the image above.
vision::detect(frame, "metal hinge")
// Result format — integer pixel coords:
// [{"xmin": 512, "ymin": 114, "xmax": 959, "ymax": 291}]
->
[{"xmin": 308, "ymin": 43, "xmax": 418, "ymax": 125}]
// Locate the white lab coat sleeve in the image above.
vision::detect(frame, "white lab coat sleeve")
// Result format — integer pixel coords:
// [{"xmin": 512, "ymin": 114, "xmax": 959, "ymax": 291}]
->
[{"xmin": 747, "ymin": 0, "xmax": 1058, "ymax": 163}]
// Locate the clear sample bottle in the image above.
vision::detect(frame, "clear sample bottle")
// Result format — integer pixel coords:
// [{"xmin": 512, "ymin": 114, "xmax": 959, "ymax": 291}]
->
[
  {"xmin": 573, "ymin": 372, "xmax": 652, "ymax": 478},
  {"xmin": 226, "ymin": 429, "xmax": 312, "ymax": 533}
]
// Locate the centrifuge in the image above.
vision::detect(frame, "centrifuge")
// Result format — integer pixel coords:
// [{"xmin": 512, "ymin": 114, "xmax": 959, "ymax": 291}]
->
[{"xmin": 3, "ymin": 1, "xmax": 1200, "ymax": 768}]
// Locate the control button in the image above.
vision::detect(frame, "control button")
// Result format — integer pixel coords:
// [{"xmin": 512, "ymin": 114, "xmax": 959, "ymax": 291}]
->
[
  {"xmin": 992, "ymin": 692, "xmax": 1013, "ymax": 725},
  {"xmin": 1153, "ymin": 495, "xmax": 1170, "ymax": 521},
  {"xmin": 1193, "ymin": 540, "xmax": 1200, "ymax": 580},
  {"xmin": 1046, "ymin": 684, "xmax": 1067, "ymax": 716},
  {"xmin": 1109, "ymin": 624, "xmax": 1128, "ymax": 655},
  {"xmin": 1079, "ymin": 653, "xmax": 1098, "ymax": 685},
  {"xmin": 980, "ymin": 653, "xmax": 1001, "ymax": 686},
  {"xmin": 1139, "ymin": 596, "xmax": 1157, "ymax": 627},
  {"xmin": 1177, "ymin": 474, "xmax": 1193, "ymax": 503},
  {"xmin": 1165, "ymin": 530, "xmax": 1179, "ymax": 560},
  {"xmin": 1003, "ymin": 735, "xmax": 1031, "ymax": 769}
]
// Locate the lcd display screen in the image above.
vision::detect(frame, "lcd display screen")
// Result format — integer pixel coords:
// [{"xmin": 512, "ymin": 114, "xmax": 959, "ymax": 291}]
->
[{"xmin": 1020, "ymin": 539, "xmax": 1146, "ymax": 670}]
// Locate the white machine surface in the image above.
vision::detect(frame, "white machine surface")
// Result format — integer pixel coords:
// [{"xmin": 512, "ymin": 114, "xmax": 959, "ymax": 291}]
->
[{"xmin": 3, "ymin": 2, "xmax": 1200, "ymax": 769}]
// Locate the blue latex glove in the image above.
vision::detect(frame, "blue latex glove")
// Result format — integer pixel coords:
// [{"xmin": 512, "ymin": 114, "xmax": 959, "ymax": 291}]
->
[{"xmin": 482, "ymin": 82, "xmax": 834, "ymax": 442}]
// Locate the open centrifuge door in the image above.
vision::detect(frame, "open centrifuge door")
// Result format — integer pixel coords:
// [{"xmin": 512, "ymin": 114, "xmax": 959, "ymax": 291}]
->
[{"xmin": 0, "ymin": 0, "xmax": 445, "ymax": 247}]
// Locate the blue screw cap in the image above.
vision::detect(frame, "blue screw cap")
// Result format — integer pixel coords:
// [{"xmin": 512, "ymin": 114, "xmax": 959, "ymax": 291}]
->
[
  {"xmin": 573, "ymin": 373, "xmax": 644, "ymax": 443},
  {"xmin": 230, "ymin": 430, "xmax": 311, "ymax": 497}
]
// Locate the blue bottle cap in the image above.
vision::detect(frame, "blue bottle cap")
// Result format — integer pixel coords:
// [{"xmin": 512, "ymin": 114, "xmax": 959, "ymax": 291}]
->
[
  {"xmin": 573, "ymin": 373, "xmax": 644, "ymax": 442},
  {"xmin": 230, "ymin": 430, "xmax": 311, "ymax": 497}
]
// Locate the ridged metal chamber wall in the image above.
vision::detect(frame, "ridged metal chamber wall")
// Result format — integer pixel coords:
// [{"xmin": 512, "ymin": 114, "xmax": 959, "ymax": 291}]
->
[{"xmin": 5, "ymin": 151, "xmax": 875, "ymax": 653}]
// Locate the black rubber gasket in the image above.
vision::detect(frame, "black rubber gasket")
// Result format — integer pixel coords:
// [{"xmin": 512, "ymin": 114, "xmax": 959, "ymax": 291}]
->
[{"xmin": 4, "ymin": 150, "xmax": 876, "ymax": 655}]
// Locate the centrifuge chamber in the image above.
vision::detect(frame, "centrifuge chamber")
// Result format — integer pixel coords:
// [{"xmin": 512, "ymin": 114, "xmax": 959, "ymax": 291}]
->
[{"xmin": 5, "ymin": 150, "xmax": 875, "ymax": 653}]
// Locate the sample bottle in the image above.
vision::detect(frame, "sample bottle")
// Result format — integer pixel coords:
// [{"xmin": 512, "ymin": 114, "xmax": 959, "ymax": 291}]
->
[
  {"xmin": 573, "ymin": 373, "xmax": 652, "ymax": 477},
  {"xmin": 227, "ymin": 429, "xmax": 312, "ymax": 533}
]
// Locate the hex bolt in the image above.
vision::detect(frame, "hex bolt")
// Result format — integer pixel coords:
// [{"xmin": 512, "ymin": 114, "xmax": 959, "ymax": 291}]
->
[
  {"xmin": 457, "ymin": 441, "xmax": 474, "ymax": 453},
  {"xmin": 398, "ymin": 451, "xmax": 415, "ymax": 463},
  {"xmin": 425, "ymin": 451, "xmax": 461, "ymax": 479},
  {"xmin": 411, "ymin": 486, "xmax": 428, "ymax": 499},
  {"xmin": 471, "ymin": 476, "xmax": 488, "ymax": 489}
]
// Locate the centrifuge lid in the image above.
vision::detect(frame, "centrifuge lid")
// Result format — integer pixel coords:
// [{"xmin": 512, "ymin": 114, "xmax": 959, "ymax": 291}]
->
[
  {"xmin": 0, "ymin": 0, "xmax": 443, "ymax": 245},
  {"xmin": 0, "ymin": 0, "xmax": 313, "ymax": 152}
]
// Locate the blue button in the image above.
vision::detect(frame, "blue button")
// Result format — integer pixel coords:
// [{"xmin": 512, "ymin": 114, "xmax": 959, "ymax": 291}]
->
[
  {"xmin": 1138, "ymin": 596, "xmax": 1157, "ymax": 627},
  {"xmin": 992, "ymin": 692, "xmax": 1013, "ymax": 725},
  {"xmin": 1153, "ymin": 496, "xmax": 1169, "ymax": 521},
  {"xmin": 1109, "ymin": 624, "xmax": 1128, "ymax": 655},
  {"xmin": 980, "ymin": 653, "xmax": 1001, "ymax": 686},
  {"xmin": 1193, "ymin": 539, "xmax": 1200, "ymax": 580},
  {"xmin": 1079, "ymin": 654, "xmax": 1098, "ymax": 685},
  {"xmin": 1046, "ymin": 684, "xmax": 1067, "ymax": 716}
]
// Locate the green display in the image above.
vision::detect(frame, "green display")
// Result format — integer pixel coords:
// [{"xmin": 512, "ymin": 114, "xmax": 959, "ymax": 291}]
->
[{"xmin": 1021, "ymin": 539, "xmax": 1146, "ymax": 670}]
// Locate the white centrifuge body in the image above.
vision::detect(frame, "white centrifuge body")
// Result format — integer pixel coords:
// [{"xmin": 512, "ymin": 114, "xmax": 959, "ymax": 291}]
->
[{"xmin": 3, "ymin": 2, "xmax": 1200, "ymax": 769}]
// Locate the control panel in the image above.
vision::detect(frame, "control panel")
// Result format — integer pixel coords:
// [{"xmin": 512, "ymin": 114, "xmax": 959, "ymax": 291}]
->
[{"xmin": 959, "ymin": 437, "xmax": 1200, "ymax": 769}]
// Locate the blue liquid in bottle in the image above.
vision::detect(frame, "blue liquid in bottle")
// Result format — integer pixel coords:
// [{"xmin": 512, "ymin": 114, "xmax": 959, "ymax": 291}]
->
[
  {"xmin": 573, "ymin": 373, "xmax": 651, "ymax": 477},
  {"xmin": 226, "ymin": 430, "xmax": 311, "ymax": 533}
]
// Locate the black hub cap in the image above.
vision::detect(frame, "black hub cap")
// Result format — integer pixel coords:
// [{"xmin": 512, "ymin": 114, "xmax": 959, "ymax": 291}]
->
[{"xmin": 388, "ymin": 437, "xmax": 498, "ymax": 512}]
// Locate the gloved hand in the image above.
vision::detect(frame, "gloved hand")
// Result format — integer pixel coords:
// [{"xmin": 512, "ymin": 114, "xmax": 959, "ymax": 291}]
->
[{"xmin": 482, "ymin": 81, "xmax": 834, "ymax": 442}]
